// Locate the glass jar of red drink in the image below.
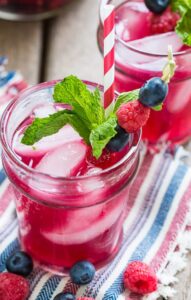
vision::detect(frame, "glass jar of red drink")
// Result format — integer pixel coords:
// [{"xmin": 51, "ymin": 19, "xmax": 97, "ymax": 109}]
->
[
  {"xmin": 0, "ymin": 80, "xmax": 141, "ymax": 274},
  {"xmin": 97, "ymin": 0, "xmax": 191, "ymax": 146},
  {"xmin": 0, "ymin": 0, "xmax": 72, "ymax": 21}
]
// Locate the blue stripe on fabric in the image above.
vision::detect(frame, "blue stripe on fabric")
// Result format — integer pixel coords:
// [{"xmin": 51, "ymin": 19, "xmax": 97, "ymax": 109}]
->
[
  {"xmin": 28, "ymin": 269, "xmax": 46, "ymax": 297},
  {"xmin": 0, "ymin": 71, "xmax": 16, "ymax": 87},
  {"xmin": 0, "ymin": 239, "xmax": 20, "ymax": 272},
  {"xmin": 102, "ymin": 164, "xmax": 187, "ymax": 300},
  {"xmin": 0, "ymin": 56, "xmax": 7, "ymax": 65},
  {"xmin": 36, "ymin": 275, "xmax": 62, "ymax": 300},
  {"xmin": 0, "ymin": 169, "xmax": 6, "ymax": 184},
  {"xmin": 0, "ymin": 218, "xmax": 17, "ymax": 242}
]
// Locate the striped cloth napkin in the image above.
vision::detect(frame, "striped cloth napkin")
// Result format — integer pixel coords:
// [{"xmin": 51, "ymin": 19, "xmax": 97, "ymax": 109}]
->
[
  {"xmin": 1, "ymin": 58, "xmax": 191, "ymax": 300},
  {"xmin": 0, "ymin": 57, "xmax": 28, "ymax": 116}
]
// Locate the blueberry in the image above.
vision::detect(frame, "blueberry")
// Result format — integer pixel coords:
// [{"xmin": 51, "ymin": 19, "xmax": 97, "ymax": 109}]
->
[
  {"xmin": 106, "ymin": 124, "xmax": 129, "ymax": 152},
  {"xmin": 144, "ymin": 0, "xmax": 170, "ymax": 14},
  {"xmin": 139, "ymin": 77, "xmax": 168, "ymax": 107},
  {"xmin": 69, "ymin": 261, "xmax": 95, "ymax": 285},
  {"xmin": 6, "ymin": 251, "xmax": 33, "ymax": 277},
  {"xmin": 54, "ymin": 292, "xmax": 76, "ymax": 300}
]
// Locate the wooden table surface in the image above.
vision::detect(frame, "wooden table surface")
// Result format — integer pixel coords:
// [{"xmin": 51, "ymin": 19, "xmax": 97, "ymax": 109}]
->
[{"xmin": 0, "ymin": 1, "xmax": 190, "ymax": 299}]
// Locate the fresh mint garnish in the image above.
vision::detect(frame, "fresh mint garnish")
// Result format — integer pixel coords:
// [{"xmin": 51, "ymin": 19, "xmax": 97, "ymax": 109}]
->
[
  {"xmin": 171, "ymin": 0, "xmax": 191, "ymax": 46},
  {"xmin": 22, "ymin": 111, "xmax": 69, "ymax": 145},
  {"xmin": 21, "ymin": 110, "xmax": 90, "ymax": 146},
  {"xmin": 90, "ymin": 115, "xmax": 117, "ymax": 159},
  {"xmin": 53, "ymin": 76, "xmax": 105, "ymax": 129}
]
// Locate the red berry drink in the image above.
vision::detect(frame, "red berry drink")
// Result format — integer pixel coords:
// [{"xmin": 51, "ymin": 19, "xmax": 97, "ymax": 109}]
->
[
  {"xmin": 98, "ymin": 0, "xmax": 191, "ymax": 145},
  {"xmin": 0, "ymin": 0, "xmax": 70, "ymax": 20},
  {"xmin": 0, "ymin": 80, "xmax": 140, "ymax": 273}
]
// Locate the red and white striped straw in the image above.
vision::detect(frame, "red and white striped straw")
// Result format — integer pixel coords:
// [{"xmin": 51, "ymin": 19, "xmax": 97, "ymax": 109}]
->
[{"xmin": 103, "ymin": 5, "xmax": 115, "ymax": 115}]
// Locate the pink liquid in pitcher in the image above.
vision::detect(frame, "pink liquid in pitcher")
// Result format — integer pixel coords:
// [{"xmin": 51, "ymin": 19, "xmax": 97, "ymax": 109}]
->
[
  {"xmin": 0, "ymin": 0, "xmax": 69, "ymax": 15},
  {"xmin": 98, "ymin": 0, "xmax": 191, "ymax": 144},
  {"xmin": 6, "ymin": 100, "xmax": 139, "ymax": 271}
]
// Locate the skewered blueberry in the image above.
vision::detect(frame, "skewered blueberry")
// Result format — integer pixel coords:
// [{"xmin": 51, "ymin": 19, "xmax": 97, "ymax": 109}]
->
[{"xmin": 139, "ymin": 77, "xmax": 168, "ymax": 107}]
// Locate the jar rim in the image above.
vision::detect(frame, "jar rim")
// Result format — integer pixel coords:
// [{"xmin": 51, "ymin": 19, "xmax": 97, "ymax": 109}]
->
[
  {"xmin": 0, "ymin": 79, "xmax": 141, "ymax": 183},
  {"xmin": 99, "ymin": 0, "xmax": 191, "ymax": 57}
]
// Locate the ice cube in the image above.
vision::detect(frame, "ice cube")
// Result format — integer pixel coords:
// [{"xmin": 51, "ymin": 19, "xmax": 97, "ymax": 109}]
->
[
  {"xmin": 116, "ymin": 32, "xmax": 183, "ymax": 75},
  {"xmin": 33, "ymin": 104, "xmax": 56, "ymax": 118},
  {"xmin": 14, "ymin": 125, "xmax": 82, "ymax": 158},
  {"xmin": 77, "ymin": 168, "xmax": 104, "ymax": 194},
  {"xmin": 42, "ymin": 196, "xmax": 124, "ymax": 245},
  {"xmin": 35, "ymin": 141, "xmax": 87, "ymax": 177},
  {"xmin": 85, "ymin": 167, "xmax": 102, "ymax": 175},
  {"xmin": 128, "ymin": 32, "xmax": 183, "ymax": 55}
]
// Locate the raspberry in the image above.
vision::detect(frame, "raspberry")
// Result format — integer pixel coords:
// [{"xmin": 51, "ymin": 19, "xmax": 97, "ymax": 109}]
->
[
  {"xmin": 0, "ymin": 272, "xmax": 29, "ymax": 300},
  {"xmin": 124, "ymin": 261, "xmax": 157, "ymax": 295},
  {"xmin": 117, "ymin": 101, "xmax": 150, "ymax": 133},
  {"xmin": 150, "ymin": 8, "xmax": 180, "ymax": 34},
  {"xmin": 87, "ymin": 148, "xmax": 124, "ymax": 169},
  {"xmin": 78, "ymin": 298, "xmax": 94, "ymax": 300}
]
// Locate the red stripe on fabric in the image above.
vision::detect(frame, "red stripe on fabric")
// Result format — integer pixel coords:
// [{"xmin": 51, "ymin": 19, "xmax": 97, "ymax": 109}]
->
[
  {"xmin": 104, "ymin": 48, "xmax": 115, "ymax": 75},
  {"xmin": 128, "ymin": 153, "xmax": 154, "ymax": 204},
  {"xmin": 0, "ymin": 184, "xmax": 13, "ymax": 216},
  {"xmin": 150, "ymin": 181, "xmax": 191, "ymax": 273},
  {"xmin": 104, "ymin": 10, "xmax": 115, "ymax": 38},
  {"xmin": 104, "ymin": 85, "xmax": 115, "ymax": 108},
  {"xmin": 64, "ymin": 280, "xmax": 79, "ymax": 294}
]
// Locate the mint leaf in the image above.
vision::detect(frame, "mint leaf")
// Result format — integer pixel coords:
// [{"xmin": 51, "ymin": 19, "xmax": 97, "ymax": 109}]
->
[
  {"xmin": 90, "ymin": 115, "xmax": 117, "ymax": 159},
  {"xmin": 21, "ymin": 111, "xmax": 68, "ymax": 145},
  {"xmin": 61, "ymin": 111, "xmax": 90, "ymax": 144},
  {"xmin": 171, "ymin": 0, "xmax": 190, "ymax": 14},
  {"xmin": 175, "ymin": 9, "xmax": 191, "ymax": 45},
  {"xmin": 53, "ymin": 75, "xmax": 105, "ymax": 129},
  {"xmin": 114, "ymin": 89, "xmax": 140, "ymax": 112},
  {"xmin": 171, "ymin": 0, "xmax": 191, "ymax": 46},
  {"xmin": 21, "ymin": 110, "xmax": 90, "ymax": 145}
]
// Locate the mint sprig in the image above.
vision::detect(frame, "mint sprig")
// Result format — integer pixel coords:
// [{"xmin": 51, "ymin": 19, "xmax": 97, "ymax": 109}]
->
[
  {"xmin": 171, "ymin": 0, "xmax": 191, "ymax": 46},
  {"xmin": 21, "ymin": 76, "xmax": 117, "ymax": 159}
]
